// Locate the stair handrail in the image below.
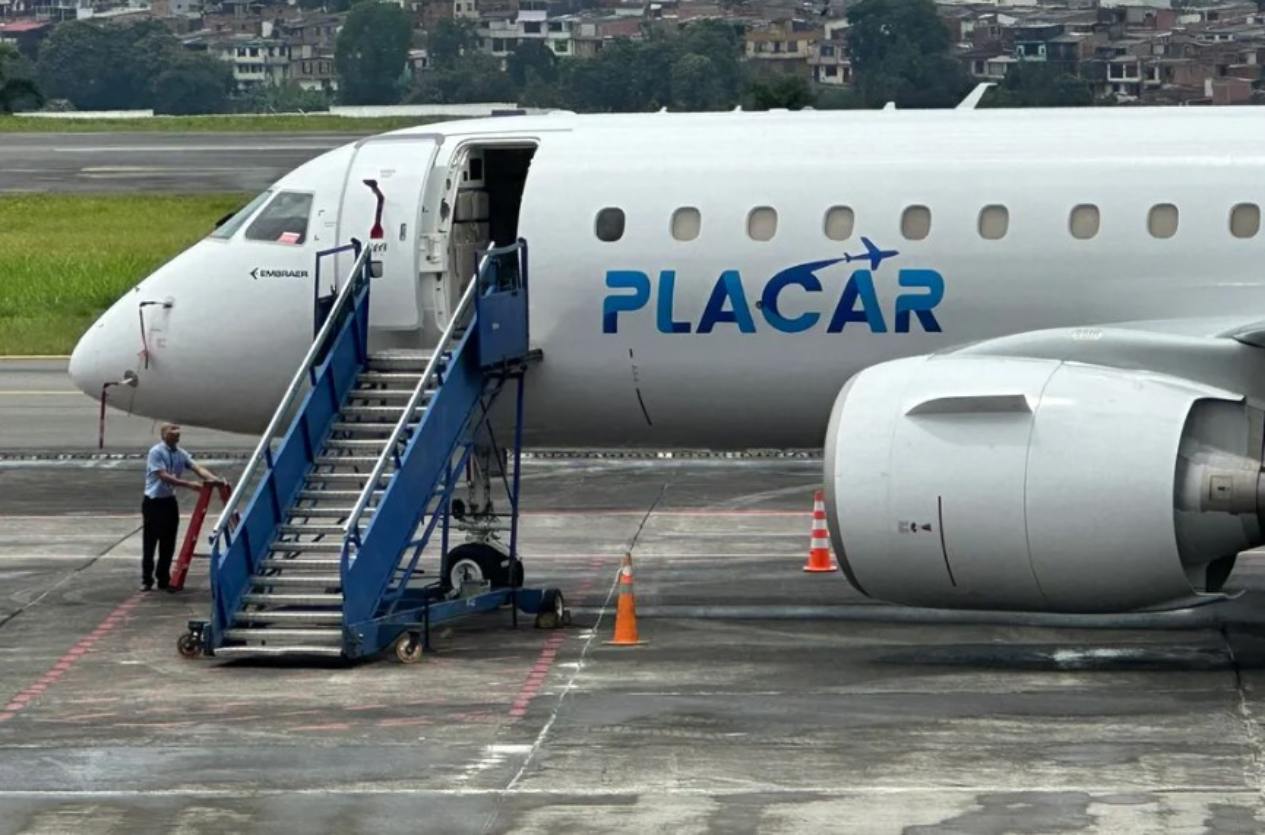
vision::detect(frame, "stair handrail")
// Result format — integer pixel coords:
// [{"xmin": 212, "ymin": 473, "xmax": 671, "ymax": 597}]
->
[
  {"xmin": 210, "ymin": 242, "xmax": 373, "ymax": 552},
  {"xmin": 342, "ymin": 240, "xmax": 523, "ymax": 544}
]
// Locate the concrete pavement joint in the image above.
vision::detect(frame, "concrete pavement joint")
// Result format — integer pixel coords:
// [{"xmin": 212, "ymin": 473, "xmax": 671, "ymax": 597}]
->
[
  {"xmin": 1220, "ymin": 624, "xmax": 1265, "ymax": 798},
  {"xmin": 503, "ymin": 485, "xmax": 666, "ymax": 794},
  {"xmin": 0, "ymin": 522, "xmax": 141, "ymax": 633},
  {"xmin": 502, "ymin": 563, "xmax": 621, "ymax": 795}
]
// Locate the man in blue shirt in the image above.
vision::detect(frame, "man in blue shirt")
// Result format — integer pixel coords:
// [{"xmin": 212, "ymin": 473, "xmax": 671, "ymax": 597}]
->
[{"xmin": 142, "ymin": 423, "xmax": 226, "ymax": 592}]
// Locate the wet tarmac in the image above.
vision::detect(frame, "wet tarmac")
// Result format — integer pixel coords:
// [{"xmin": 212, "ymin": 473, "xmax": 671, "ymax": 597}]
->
[
  {"xmin": 4, "ymin": 454, "xmax": 1265, "ymax": 833},
  {"xmin": 0, "ymin": 358, "xmax": 254, "ymax": 453},
  {"xmin": 0, "ymin": 134, "xmax": 366, "ymax": 194}
]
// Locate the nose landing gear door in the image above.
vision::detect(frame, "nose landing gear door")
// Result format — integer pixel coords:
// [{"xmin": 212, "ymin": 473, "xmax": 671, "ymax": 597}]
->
[{"xmin": 335, "ymin": 134, "xmax": 442, "ymax": 331}]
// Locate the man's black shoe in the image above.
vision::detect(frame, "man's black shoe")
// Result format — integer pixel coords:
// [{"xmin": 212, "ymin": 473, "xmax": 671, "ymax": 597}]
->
[{"xmin": 141, "ymin": 584, "xmax": 154, "ymax": 592}]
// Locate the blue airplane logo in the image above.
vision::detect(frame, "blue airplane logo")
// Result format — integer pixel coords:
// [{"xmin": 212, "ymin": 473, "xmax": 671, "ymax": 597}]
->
[{"xmin": 843, "ymin": 237, "xmax": 899, "ymax": 271}]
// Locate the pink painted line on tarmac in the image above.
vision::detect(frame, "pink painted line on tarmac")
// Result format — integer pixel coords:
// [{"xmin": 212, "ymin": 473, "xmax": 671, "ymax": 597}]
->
[
  {"xmin": 0, "ymin": 592, "xmax": 142, "ymax": 724},
  {"xmin": 292, "ymin": 722, "xmax": 352, "ymax": 732},
  {"xmin": 506, "ymin": 629, "xmax": 567, "ymax": 723},
  {"xmin": 376, "ymin": 716, "xmax": 430, "ymax": 728}
]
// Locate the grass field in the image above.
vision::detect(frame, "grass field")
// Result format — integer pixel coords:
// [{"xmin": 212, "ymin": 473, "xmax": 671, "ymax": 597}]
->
[
  {"xmin": 0, "ymin": 193, "xmax": 248, "ymax": 354},
  {"xmin": 0, "ymin": 114, "xmax": 443, "ymax": 133}
]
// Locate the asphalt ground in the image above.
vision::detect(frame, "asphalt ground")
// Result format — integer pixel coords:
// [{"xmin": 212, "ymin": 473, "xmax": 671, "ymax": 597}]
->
[
  {"xmin": 0, "ymin": 358, "xmax": 254, "ymax": 454},
  {"xmin": 7, "ymin": 360, "xmax": 1265, "ymax": 831},
  {"xmin": 5, "ymin": 451, "xmax": 1265, "ymax": 833},
  {"xmin": 0, "ymin": 134, "xmax": 366, "ymax": 193}
]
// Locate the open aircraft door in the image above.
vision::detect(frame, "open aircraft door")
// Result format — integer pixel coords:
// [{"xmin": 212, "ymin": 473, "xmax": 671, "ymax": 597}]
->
[{"xmin": 335, "ymin": 134, "xmax": 441, "ymax": 331}]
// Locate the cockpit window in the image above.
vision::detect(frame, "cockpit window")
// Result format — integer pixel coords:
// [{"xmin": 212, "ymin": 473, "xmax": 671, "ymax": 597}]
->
[
  {"xmin": 210, "ymin": 190, "xmax": 272, "ymax": 240},
  {"xmin": 246, "ymin": 192, "xmax": 314, "ymax": 245}
]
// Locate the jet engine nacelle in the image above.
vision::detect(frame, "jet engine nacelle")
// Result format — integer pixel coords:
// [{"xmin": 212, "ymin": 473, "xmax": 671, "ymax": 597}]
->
[{"xmin": 824, "ymin": 354, "xmax": 1265, "ymax": 613}]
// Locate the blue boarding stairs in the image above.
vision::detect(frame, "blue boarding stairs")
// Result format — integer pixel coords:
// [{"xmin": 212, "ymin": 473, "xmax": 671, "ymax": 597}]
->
[{"xmin": 180, "ymin": 238, "xmax": 564, "ymax": 662}]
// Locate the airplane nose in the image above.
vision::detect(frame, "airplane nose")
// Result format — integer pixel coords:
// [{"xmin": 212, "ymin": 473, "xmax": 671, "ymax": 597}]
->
[{"xmin": 68, "ymin": 326, "xmax": 103, "ymax": 399}]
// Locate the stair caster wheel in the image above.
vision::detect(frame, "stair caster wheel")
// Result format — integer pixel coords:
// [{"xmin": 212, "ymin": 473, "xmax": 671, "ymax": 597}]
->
[
  {"xmin": 535, "ymin": 589, "xmax": 567, "ymax": 630},
  {"xmin": 176, "ymin": 631, "xmax": 202, "ymax": 659},
  {"xmin": 394, "ymin": 632, "xmax": 425, "ymax": 664}
]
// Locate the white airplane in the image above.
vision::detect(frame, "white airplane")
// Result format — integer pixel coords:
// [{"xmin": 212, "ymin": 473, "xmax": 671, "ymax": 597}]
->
[{"xmin": 68, "ymin": 106, "xmax": 1265, "ymax": 615}]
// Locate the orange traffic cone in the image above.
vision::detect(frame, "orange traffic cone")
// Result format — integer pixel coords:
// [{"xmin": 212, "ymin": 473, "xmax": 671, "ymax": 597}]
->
[
  {"xmin": 803, "ymin": 489, "xmax": 838, "ymax": 573},
  {"xmin": 606, "ymin": 553, "xmax": 645, "ymax": 646}
]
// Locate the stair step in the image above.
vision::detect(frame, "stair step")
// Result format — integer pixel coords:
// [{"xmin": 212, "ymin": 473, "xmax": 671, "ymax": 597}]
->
[
  {"xmin": 251, "ymin": 573, "xmax": 342, "ymax": 587},
  {"xmin": 367, "ymin": 352, "xmax": 433, "ymax": 372},
  {"xmin": 260, "ymin": 556, "xmax": 342, "ymax": 570},
  {"xmin": 287, "ymin": 506, "xmax": 361, "ymax": 519},
  {"xmin": 341, "ymin": 405, "xmax": 422, "ymax": 420},
  {"xmin": 347, "ymin": 388, "xmax": 414, "ymax": 401},
  {"xmin": 224, "ymin": 627, "xmax": 342, "ymax": 644},
  {"xmin": 330, "ymin": 422, "xmax": 413, "ymax": 436},
  {"xmin": 296, "ymin": 490, "xmax": 377, "ymax": 501},
  {"xmin": 271, "ymin": 541, "xmax": 344, "ymax": 553},
  {"xmin": 242, "ymin": 591, "xmax": 343, "ymax": 606},
  {"xmin": 235, "ymin": 609, "xmax": 343, "ymax": 624},
  {"xmin": 305, "ymin": 471, "xmax": 390, "ymax": 484},
  {"xmin": 324, "ymin": 439, "xmax": 395, "ymax": 450},
  {"xmin": 214, "ymin": 645, "xmax": 345, "ymax": 658},
  {"xmin": 313, "ymin": 455, "xmax": 381, "ymax": 466},
  {"xmin": 278, "ymin": 523, "xmax": 345, "ymax": 536},
  {"xmin": 357, "ymin": 371, "xmax": 425, "ymax": 385}
]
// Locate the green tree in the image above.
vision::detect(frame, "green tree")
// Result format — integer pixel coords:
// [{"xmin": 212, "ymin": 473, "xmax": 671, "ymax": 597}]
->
[
  {"xmin": 243, "ymin": 81, "xmax": 332, "ymax": 113},
  {"xmin": 847, "ymin": 0, "xmax": 970, "ymax": 108},
  {"xmin": 744, "ymin": 72, "xmax": 815, "ymax": 109},
  {"xmin": 670, "ymin": 53, "xmax": 723, "ymax": 110},
  {"xmin": 336, "ymin": 1, "xmax": 411, "ymax": 105},
  {"xmin": 37, "ymin": 21, "xmax": 120, "ymax": 109},
  {"xmin": 507, "ymin": 40, "xmax": 557, "ymax": 89},
  {"xmin": 411, "ymin": 52, "xmax": 514, "ymax": 103},
  {"xmin": 428, "ymin": 18, "xmax": 479, "ymax": 68},
  {"xmin": 558, "ymin": 40, "xmax": 648, "ymax": 111},
  {"xmin": 814, "ymin": 86, "xmax": 865, "ymax": 109},
  {"xmin": 0, "ymin": 43, "xmax": 41, "ymax": 114},
  {"xmin": 36, "ymin": 20, "xmax": 209, "ymax": 111},
  {"xmin": 982, "ymin": 63, "xmax": 1092, "ymax": 107},
  {"xmin": 153, "ymin": 55, "xmax": 235, "ymax": 115},
  {"xmin": 675, "ymin": 19, "xmax": 745, "ymax": 104}
]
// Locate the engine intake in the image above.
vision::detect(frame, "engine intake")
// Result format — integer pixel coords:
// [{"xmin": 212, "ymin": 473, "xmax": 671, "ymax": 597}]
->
[{"xmin": 823, "ymin": 355, "xmax": 1265, "ymax": 613}]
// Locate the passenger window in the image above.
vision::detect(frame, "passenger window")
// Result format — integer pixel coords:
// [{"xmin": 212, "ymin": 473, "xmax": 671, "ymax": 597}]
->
[
  {"xmin": 1231, "ymin": 203, "xmax": 1260, "ymax": 239},
  {"xmin": 978, "ymin": 205, "xmax": 1008, "ymax": 240},
  {"xmin": 1148, "ymin": 203, "xmax": 1178, "ymax": 239},
  {"xmin": 595, "ymin": 207, "xmax": 625, "ymax": 242},
  {"xmin": 901, "ymin": 205, "xmax": 931, "ymax": 241},
  {"xmin": 671, "ymin": 207, "xmax": 701, "ymax": 242},
  {"xmin": 1069, "ymin": 204, "xmax": 1099, "ymax": 240},
  {"xmin": 824, "ymin": 206, "xmax": 854, "ymax": 241},
  {"xmin": 747, "ymin": 206, "xmax": 777, "ymax": 241},
  {"xmin": 245, "ymin": 192, "xmax": 313, "ymax": 245},
  {"xmin": 210, "ymin": 190, "xmax": 272, "ymax": 240}
]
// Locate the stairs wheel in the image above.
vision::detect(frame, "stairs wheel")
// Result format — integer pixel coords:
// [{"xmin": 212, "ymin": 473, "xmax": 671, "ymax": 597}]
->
[
  {"xmin": 442, "ymin": 542, "xmax": 523, "ymax": 592},
  {"xmin": 176, "ymin": 631, "xmax": 202, "ymax": 660},
  {"xmin": 393, "ymin": 632, "xmax": 425, "ymax": 664},
  {"xmin": 535, "ymin": 589, "xmax": 567, "ymax": 630}
]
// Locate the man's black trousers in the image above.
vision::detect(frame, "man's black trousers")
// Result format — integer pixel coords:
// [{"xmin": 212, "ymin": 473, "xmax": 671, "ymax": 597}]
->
[{"xmin": 141, "ymin": 495, "xmax": 179, "ymax": 588}]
